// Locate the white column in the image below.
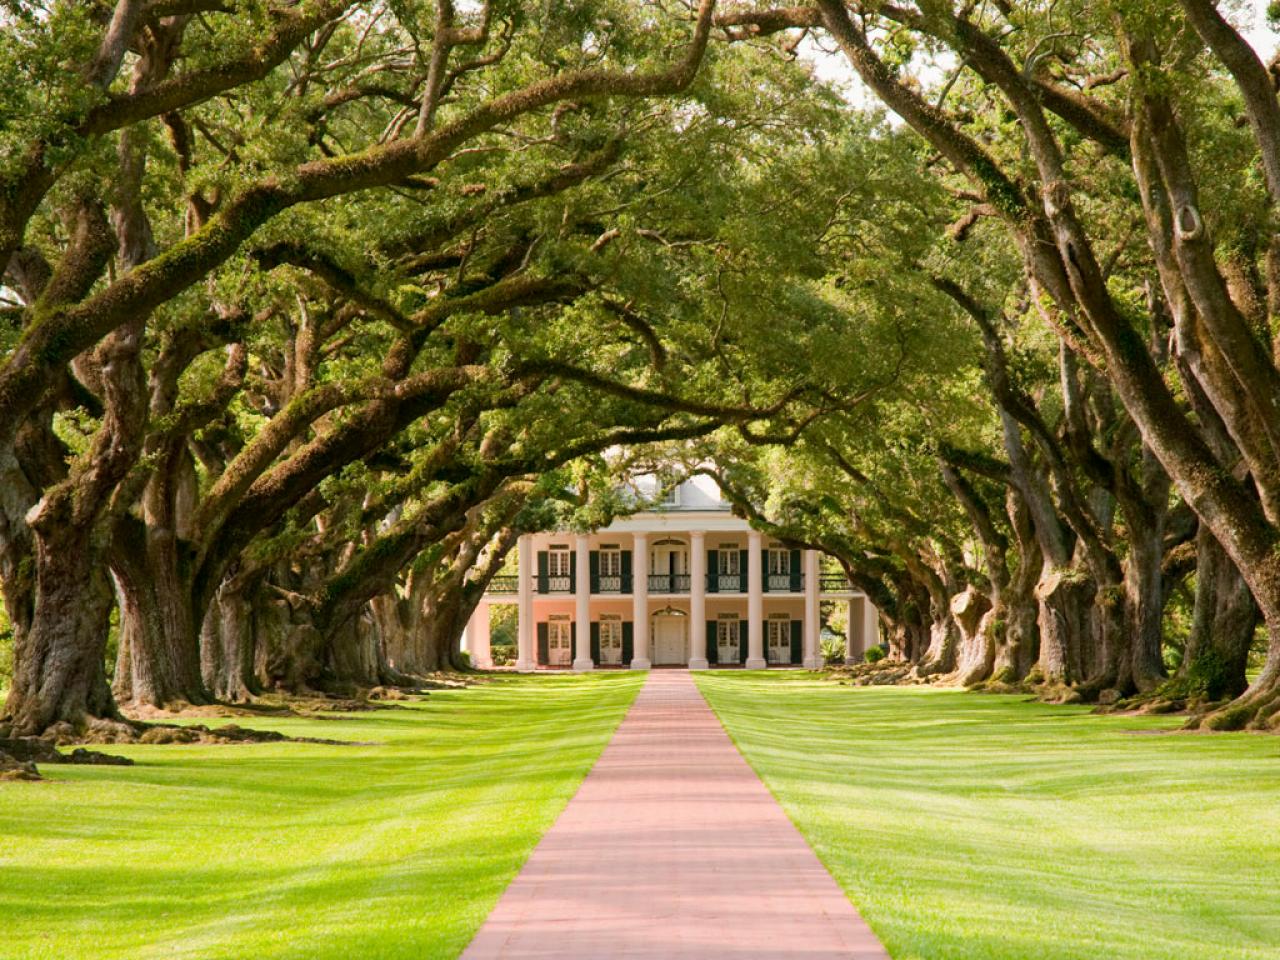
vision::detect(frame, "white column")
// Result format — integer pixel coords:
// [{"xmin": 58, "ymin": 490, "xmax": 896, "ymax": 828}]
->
[
  {"xmin": 746, "ymin": 530, "xmax": 766, "ymax": 669},
  {"xmin": 516, "ymin": 534, "xmax": 536, "ymax": 672},
  {"xmin": 803, "ymin": 549, "xmax": 823, "ymax": 669},
  {"xmin": 845, "ymin": 596, "xmax": 864, "ymax": 665},
  {"xmin": 631, "ymin": 532, "xmax": 651, "ymax": 669},
  {"xmin": 573, "ymin": 534, "xmax": 593, "ymax": 672},
  {"xmin": 469, "ymin": 602, "xmax": 492, "ymax": 669},
  {"xmin": 688, "ymin": 531, "xmax": 708, "ymax": 669}
]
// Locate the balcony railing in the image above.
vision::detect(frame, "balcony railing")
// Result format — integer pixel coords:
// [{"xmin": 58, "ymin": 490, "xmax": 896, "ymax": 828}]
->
[
  {"xmin": 715, "ymin": 574, "xmax": 805, "ymax": 593},
  {"xmin": 488, "ymin": 570, "xmax": 853, "ymax": 596},
  {"xmin": 714, "ymin": 573, "xmax": 745, "ymax": 593},
  {"xmin": 648, "ymin": 574, "xmax": 692, "ymax": 593}
]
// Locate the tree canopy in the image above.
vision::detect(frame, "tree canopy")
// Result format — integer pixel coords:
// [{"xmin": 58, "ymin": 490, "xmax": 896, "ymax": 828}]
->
[{"xmin": 5, "ymin": 0, "xmax": 1280, "ymax": 737}]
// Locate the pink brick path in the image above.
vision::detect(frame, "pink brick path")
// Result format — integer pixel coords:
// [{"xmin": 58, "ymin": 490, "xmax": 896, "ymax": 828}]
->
[{"xmin": 461, "ymin": 669, "xmax": 889, "ymax": 959}]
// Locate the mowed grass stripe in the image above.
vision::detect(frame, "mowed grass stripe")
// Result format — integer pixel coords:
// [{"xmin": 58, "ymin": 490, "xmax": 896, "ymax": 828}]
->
[
  {"xmin": 0, "ymin": 672, "xmax": 643, "ymax": 960},
  {"xmin": 694, "ymin": 671, "xmax": 1280, "ymax": 960}
]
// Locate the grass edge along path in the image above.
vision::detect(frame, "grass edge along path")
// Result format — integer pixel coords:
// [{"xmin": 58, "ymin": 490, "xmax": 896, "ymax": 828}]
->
[
  {"xmin": 694, "ymin": 671, "xmax": 1280, "ymax": 960},
  {"xmin": 0, "ymin": 672, "xmax": 643, "ymax": 960}
]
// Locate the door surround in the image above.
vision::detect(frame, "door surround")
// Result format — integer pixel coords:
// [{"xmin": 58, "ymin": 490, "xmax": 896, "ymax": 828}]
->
[{"xmin": 651, "ymin": 607, "xmax": 688, "ymax": 666}]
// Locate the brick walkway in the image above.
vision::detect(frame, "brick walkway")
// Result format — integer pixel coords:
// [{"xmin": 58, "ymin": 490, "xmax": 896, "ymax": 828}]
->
[{"xmin": 461, "ymin": 670, "xmax": 889, "ymax": 959}]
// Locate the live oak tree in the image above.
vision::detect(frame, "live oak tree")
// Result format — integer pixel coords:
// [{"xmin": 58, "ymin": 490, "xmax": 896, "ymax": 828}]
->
[
  {"xmin": 0, "ymin": 0, "xmax": 729, "ymax": 733},
  {"xmin": 717, "ymin": 0, "xmax": 1280, "ymax": 728},
  {"xmin": 1, "ymin": 0, "xmax": 857, "ymax": 734}
]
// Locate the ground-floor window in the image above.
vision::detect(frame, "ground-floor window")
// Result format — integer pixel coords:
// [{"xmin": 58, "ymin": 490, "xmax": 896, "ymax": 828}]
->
[
  {"xmin": 548, "ymin": 617, "xmax": 572, "ymax": 666},
  {"xmin": 599, "ymin": 616, "xmax": 623, "ymax": 664},
  {"xmin": 717, "ymin": 617, "xmax": 741, "ymax": 664},
  {"xmin": 767, "ymin": 617, "xmax": 791, "ymax": 664}
]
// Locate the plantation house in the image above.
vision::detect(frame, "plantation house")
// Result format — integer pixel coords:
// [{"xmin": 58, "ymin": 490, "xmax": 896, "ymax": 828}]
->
[{"xmin": 465, "ymin": 476, "xmax": 879, "ymax": 670}]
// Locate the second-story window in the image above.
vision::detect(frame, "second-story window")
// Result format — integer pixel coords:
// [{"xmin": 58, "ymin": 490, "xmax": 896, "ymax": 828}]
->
[
  {"xmin": 768, "ymin": 547, "xmax": 792, "ymax": 591},
  {"xmin": 768, "ymin": 549, "xmax": 791, "ymax": 576},
  {"xmin": 548, "ymin": 546, "xmax": 571, "ymax": 578},
  {"xmin": 547, "ymin": 545, "xmax": 572, "ymax": 591},
  {"xmin": 597, "ymin": 546, "xmax": 622, "ymax": 592},
  {"xmin": 718, "ymin": 546, "xmax": 741, "ymax": 592},
  {"xmin": 599, "ymin": 548, "xmax": 621, "ymax": 578}
]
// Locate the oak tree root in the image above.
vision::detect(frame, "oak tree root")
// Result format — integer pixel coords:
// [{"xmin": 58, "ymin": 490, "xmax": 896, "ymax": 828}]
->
[{"xmin": 0, "ymin": 737, "xmax": 134, "ymax": 781}]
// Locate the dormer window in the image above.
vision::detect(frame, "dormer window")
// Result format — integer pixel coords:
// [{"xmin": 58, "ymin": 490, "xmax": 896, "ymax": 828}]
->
[{"xmin": 661, "ymin": 484, "xmax": 680, "ymax": 506}]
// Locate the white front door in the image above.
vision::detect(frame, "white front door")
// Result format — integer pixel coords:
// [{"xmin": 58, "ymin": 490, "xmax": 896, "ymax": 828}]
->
[
  {"xmin": 548, "ymin": 620, "xmax": 572, "ymax": 666},
  {"xmin": 652, "ymin": 616, "xmax": 687, "ymax": 665}
]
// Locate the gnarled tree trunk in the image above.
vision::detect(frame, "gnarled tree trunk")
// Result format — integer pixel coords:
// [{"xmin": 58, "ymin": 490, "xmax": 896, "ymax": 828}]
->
[
  {"xmin": 951, "ymin": 587, "xmax": 994, "ymax": 685},
  {"xmin": 201, "ymin": 575, "xmax": 261, "ymax": 702},
  {"xmin": 1035, "ymin": 562, "xmax": 1094, "ymax": 687},
  {"xmin": 1174, "ymin": 527, "xmax": 1257, "ymax": 701},
  {"xmin": 110, "ymin": 518, "xmax": 208, "ymax": 709},
  {"xmin": 4, "ymin": 530, "xmax": 118, "ymax": 735}
]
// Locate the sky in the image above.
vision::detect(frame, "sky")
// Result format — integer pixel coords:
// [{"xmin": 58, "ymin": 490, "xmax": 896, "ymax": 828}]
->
[{"xmin": 794, "ymin": 0, "xmax": 1280, "ymax": 111}]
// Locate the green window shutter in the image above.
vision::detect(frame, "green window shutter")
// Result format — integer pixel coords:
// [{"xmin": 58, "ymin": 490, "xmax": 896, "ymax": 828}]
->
[
  {"xmin": 761, "ymin": 548, "xmax": 770, "ymax": 593},
  {"xmin": 536, "ymin": 551, "xmax": 549, "ymax": 594},
  {"xmin": 790, "ymin": 549, "xmax": 802, "ymax": 592},
  {"xmin": 707, "ymin": 550, "xmax": 719, "ymax": 593},
  {"xmin": 621, "ymin": 550, "xmax": 633, "ymax": 594},
  {"xmin": 622, "ymin": 621, "xmax": 634, "ymax": 664},
  {"xmin": 739, "ymin": 549, "xmax": 749, "ymax": 593},
  {"xmin": 706, "ymin": 621, "xmax": 718, "ymax": 665},
  {"xmin": 739, "ymin": 619, "xmax": 749, "ymax": 663},
  {"xmin": 569, "ymin": 550, "xmax": 577, "ymax": 588},
  {"xmin": 536, "ymin": 622, "xmax": 549, "ymax": 665},
  {"xmin": 589, "ymin": 551, "xmax": 600, "ymax": 593},
  {"xmin": 590, "ymin": 622, "xmax": 601, "ymax": 663},
  {"xmin": 790, "ymin": 619, "xmax": 802, "ymax": 664}
]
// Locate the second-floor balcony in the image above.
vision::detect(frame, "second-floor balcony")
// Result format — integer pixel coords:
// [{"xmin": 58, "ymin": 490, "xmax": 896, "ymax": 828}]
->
[
  {"xmin": 490, "ymin": 570, "xmax": 854, "ymax": 597},
  {"xmin": 648, "ymin": 573, "xmax": 692, "ymax": 593}
]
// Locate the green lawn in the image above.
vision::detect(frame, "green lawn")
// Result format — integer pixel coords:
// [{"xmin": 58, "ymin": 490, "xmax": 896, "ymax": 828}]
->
[
  {"xmin": 0, "ymin": 672, "xmax": 642, "ymax": 960},
  {"xmin": 694, "ymin": 671, "xmax": 1280, "ymax": 960}
]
